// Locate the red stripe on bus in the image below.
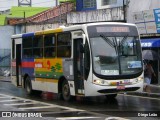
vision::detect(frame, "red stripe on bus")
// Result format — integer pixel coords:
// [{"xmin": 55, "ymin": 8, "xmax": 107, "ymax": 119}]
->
[{"xmin": 22, "ymin": 62, "xmax": 35, "ymax": 68}]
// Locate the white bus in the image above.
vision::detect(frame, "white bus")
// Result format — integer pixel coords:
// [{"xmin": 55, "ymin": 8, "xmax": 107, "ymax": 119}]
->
[{"xmin": 11, "ymin": 22, "xmax": 144, "ymax": 101}]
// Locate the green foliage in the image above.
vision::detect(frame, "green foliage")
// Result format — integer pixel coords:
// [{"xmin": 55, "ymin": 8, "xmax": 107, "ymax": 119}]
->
[
  {"xmin": 59, "ymin": 0, "xmax": 76, "ymax": 3},
  {"xmin": 51, "ymin": 63, "xmax": 62, "ymax": 72},
  {"xmin": 0, "ymin": 6, "xmax": 49, "ymax": 25},
  {"xmin": 9, "ymin": 6, "xmax": 50, "ymax": 18},
  {"xmin": 51, "ymin": 66, "xmax": 56, "ymax": 72},
  {"xmin": 55, "ymin": 63, "xmax": 62, "ymax": 71},
  {"xmin": 0, "ymin": 15, "xmax": 6, "ymax": 25}
]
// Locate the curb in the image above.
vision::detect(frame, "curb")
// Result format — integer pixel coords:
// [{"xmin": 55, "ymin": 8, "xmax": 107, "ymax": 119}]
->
[{"xmin": 0, "ymin": 76, "xmax": 11, "ymax": 82}]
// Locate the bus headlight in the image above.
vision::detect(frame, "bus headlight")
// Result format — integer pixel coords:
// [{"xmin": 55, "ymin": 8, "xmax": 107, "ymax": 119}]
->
[
  {"xmin": 132, "ymin": 77, "xmax": 143, "ymax": 84},
  {"xmin": 137, "ymin": 77, "xmax": 144, "ymax": 82},
  {"xmin": 93, "ymin": 79, "xmax": 110, "ymax": 85}
]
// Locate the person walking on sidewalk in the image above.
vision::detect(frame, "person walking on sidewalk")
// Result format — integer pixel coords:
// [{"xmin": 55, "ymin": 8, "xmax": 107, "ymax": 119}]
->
[{"xmin": 144, "ymin": 61, "xmax": 156, "ymax": 93}]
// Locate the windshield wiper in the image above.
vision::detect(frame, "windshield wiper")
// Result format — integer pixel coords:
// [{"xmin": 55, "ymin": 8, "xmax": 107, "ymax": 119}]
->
[
  {"xmin": 120, "ymin": 35, "xmax": 128, "ymax": 46},
  {"xmin": 112, "ymin": 37, "xmax": 118, "ymax": 54},
  {"xmin": 100, "ymin": 34, "xmax": 119, "ymax": 54},
  {"xmin": 100, "ymin": 34, "xmax": 115, "ymax": 48}
]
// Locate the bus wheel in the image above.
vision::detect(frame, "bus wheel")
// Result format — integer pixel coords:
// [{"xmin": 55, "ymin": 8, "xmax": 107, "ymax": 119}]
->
[
  {"xmin": 105, "ymin": 94, "xmax": 117, "ymax": 99},
  {"xmin": 25, "ymin": 76, "xmax": 33, "ymax": 95},
  {"xmin": 62, "ymin": 80, "xmax": 71, "ymax": 101}
]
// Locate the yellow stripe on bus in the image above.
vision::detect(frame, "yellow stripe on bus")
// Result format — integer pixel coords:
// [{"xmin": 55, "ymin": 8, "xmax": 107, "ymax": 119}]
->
[
  {"xmin": 35, "ymin": 78, "xmax": 58, "ymax": 83},
  {"xmin": 35, "ymin": 28, "xmax": 63, "ymax": 35}
]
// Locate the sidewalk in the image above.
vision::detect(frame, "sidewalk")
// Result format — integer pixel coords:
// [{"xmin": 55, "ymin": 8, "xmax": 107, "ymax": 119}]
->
[
  {"xmin": 0, "ymin": 76, "xmax": 160, "ymax": 98},
  {"xmin": 0, "ymin": 76, "xmax": 11, "ymax": 82}
]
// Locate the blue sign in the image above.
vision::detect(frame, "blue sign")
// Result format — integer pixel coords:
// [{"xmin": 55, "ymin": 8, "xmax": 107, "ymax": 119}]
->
[
  {"xmin": 141, "ymin": 38, "xmax": 160, "ymax": 48},
  {"xmin": 154, "ymin": 8, "xmax": 160, "ymax": 33}
]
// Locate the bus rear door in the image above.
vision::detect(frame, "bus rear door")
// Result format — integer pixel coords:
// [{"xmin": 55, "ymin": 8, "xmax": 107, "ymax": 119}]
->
[{"xmin": 15, "ymin": 39, "xmax": 22, "ymax": 87}]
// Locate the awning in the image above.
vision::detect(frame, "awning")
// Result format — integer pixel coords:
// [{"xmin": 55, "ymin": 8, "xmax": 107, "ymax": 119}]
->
[{"xmin": 141, "ymin": 38, "xmax": 160, "ymax": 48}]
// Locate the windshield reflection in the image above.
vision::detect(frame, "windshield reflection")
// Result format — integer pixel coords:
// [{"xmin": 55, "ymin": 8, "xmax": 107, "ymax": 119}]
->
[{"xmin": 90, "ymin": 36, "xmax": 142, "ymax": 76}]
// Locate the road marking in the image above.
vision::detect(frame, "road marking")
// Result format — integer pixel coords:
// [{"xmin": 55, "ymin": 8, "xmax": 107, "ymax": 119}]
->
[
  {"xmin": 4, "ymin": 102, "xmax": 35, "ymax": 106},
  {"xmin": 19, "ymin": 105, "xmax": 59, "ymax": 110},
  {"xmin": 0, "ymin": 99, "xmax": 20, "ymax": 102},
  {"xmin": 0, "ymin": 96, "xmax": 12, "ymax": 98},
  {"xmin": 106, "ymin": 117, "xmax": 130, "ymax": 120},
  {"xmin": 56, "ymin": 117, "xmax": 101, "ymax": 120},
  {"xmin": 0, "ymin": 93, "xmax": 84, "ymax": 111},
  {"xmin": 0, "ymin": 93, "xmax": 130, "ymax": 120}
]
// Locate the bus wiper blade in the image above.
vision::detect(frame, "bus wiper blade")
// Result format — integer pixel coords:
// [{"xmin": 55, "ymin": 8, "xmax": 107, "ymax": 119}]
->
[
  {"xmin": 112, "ymin": 37, "xmax": 118, "ymax": 54},
  {"xmin": 120, "ymin": 35, "xmax": 128, "ymax": 46},
  {"xmin": 100, "ymin": 34, "xmax": 115, "ymax": 48}
]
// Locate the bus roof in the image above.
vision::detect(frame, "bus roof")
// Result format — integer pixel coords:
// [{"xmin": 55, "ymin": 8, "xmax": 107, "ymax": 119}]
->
[
  {"xmin": 22, "ymin": 32, "xmax": 34, "ymax": 38},
  {"xmin": 11, "ymin": 34, "xmax": 22, "ymax": 39},
  {"xmin": 11, "ymin": 22, "xmax": 137, "ymax": 37}
]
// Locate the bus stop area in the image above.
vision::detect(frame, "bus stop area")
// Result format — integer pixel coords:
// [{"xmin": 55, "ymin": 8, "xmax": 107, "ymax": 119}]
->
[{"xmin": 0, "ymin": 76, "xmax": 160, "ymax": 99}]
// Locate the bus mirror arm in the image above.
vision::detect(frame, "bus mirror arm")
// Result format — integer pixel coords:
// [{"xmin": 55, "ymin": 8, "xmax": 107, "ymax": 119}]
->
[
  {"xmin": 82, "ymin": 34, "xmax": 86, "ymax": 44},
  {"xmin": 80, "ymin": 34, "xmax": 86, "ymax": 53},
  {"xmin": 80, "ymin": 43, "xmax": 85, "ymax": 53}
]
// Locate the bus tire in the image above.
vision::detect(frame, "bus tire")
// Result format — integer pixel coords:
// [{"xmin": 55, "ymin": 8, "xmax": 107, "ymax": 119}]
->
[
  {"xmin": 25, "ymin": 76, "xmax": 33, "ymax": 95},
  {"xmin": 62, "ymin": 80, "xmax": 72, "ymax": 101},
  {"xmin": 105, "ymin": 94, "xmax": 117, "ymax": 99}
]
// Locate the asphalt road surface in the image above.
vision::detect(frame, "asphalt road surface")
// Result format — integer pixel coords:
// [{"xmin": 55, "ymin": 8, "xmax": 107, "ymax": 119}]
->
[{"xmin": 0, "ymin": 80, "xmax": 159, "ymax": 120}]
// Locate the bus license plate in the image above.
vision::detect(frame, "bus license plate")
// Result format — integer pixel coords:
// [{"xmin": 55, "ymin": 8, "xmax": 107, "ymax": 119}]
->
[{"xmin": 117, "ymin": 86, "xmax": 125, "ymax": 90}]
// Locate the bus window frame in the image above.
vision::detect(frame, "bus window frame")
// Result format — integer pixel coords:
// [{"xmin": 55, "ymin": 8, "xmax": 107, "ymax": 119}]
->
[
  {"xmin": 57, "ymin": 32, "xmax": 72, "ymax": 58},
  {"xmin": 44, "ymin": 34, "xmax": 56, "ymax": 58}
]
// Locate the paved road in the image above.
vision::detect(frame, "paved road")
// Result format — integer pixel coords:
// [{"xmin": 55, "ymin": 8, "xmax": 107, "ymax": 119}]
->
[{"xmin": 0, "ymin": 77, "xmax": 160, "ymax": 120}]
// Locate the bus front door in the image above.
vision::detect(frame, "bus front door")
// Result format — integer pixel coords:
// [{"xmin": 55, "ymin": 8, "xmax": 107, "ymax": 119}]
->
[
  {"xmin": 73, "ymin": 38, "xmax": 84, "ymax": 95},
  {"xmin": 16, "ymin": 44, "xmax": 22, "ymax": 87}
]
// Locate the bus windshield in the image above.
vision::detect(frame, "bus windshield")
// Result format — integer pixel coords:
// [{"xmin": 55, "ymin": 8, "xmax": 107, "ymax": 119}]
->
[{"xmin": 90, "ymin": 36, "xmax": 142, "ymax": 76}]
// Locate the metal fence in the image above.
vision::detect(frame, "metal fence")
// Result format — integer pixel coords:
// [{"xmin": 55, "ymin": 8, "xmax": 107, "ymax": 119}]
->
[{"xmin": 0, "ymin": 49, "xmax": 11, "ymax": 76}]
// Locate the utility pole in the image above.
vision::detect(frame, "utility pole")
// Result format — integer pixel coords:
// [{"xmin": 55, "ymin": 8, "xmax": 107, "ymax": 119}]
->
[
  {"xmin": 123, "ymin": 0, "xmax": 126, "ymax": 23},
  {"xmin": 18, "ymin": 0, "xmax": 32, "ymax": 33},
  {"xmin": 23, "ymin": 11, "xmax": 26, "ymax": 33},
  {"xmin": 56, "ymin": 0, "xmax": 58, "ymax": 6}
]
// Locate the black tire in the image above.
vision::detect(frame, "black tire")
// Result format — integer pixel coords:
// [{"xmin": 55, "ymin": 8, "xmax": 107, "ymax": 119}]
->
[
  {"xmin": 105, "ymin": 94, "xmax": 117, "ymax": 99},
  {"xmin": 25, "ymin": 76, "xmax": 33, "ymax": 95},
  {"xmin": 62, "ymin": 80, "xmax": 72, "ymax": 101}
]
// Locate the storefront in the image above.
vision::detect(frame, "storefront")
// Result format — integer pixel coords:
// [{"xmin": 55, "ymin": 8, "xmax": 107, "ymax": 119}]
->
[{"xmin": 141, "ymin": 38, "xmax": 160, "ymax": 85}]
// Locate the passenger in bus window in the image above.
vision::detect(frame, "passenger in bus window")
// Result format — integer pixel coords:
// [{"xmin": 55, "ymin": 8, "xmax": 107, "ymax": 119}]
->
[{"xmin": 65, "ymin": 47, "xmax": 71, "ymax": 57}]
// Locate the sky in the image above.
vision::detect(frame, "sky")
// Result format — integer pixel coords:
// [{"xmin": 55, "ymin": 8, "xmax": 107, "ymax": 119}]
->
[{"xmin": 0, "ymin": 0, "xmax": 58, "ymax": 11}]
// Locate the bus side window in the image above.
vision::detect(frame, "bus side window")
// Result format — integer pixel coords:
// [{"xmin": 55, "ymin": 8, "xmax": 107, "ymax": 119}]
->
[
  {"xmin": 22, "ymin": 37, "xmax": 33, "ymax": 58},
  {"xmin": 45, "ymin": 47, "xmax": 55, "ymax": 57},
  {"xmin": 57, "ymin": 32, "xmax": 71, "ymax": 58},
  {"xmin": 44, "ymin": 34, "xmax": 56, "ymax": 58},
  {"xmin": 33, "ymin": 36, "xmax": 43, "ymax": 58},
  {"xmin": 23, "ymin": 49, "xmax": 32, "ymax": 58}
]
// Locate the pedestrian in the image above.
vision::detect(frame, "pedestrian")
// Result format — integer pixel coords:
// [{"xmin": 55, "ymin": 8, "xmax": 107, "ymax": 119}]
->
[{"xmin": 144, "ymin": 61, "xmax": 156, "ymax": 93}]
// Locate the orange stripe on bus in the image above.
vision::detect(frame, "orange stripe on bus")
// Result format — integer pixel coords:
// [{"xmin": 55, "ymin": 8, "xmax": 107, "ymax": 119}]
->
[{"xmin": 36, "ymin": 78, "xmax": 58, "ymax": 83}]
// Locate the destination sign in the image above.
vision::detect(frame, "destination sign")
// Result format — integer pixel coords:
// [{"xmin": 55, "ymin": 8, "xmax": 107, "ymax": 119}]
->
[{"xmin": 96, "ymin": 26, "xmax": 130, "ymax": 33}]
